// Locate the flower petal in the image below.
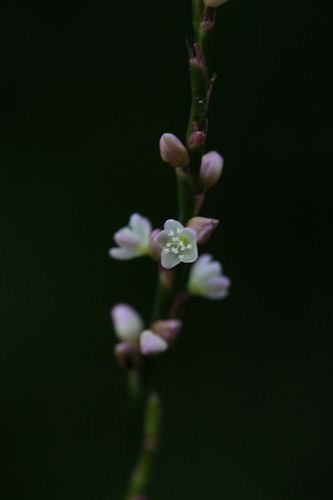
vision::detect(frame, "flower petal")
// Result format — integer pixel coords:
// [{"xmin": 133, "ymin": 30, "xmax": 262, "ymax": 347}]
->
[
  {"xmin": 203, "ymin": 276, "xmax": 231, "ymax": 299},
  {"xmin": 164, "ymin": 219, "xmax": 184, "ymax": 233},
  {"xmin": 109, "ymin": 247, "xmax": 138, "ymax": 260},
  {"xmin": 161, "ymin": 248, "xmax": 180, "ymax": 269},
  {"xmin": 180, "ymin": 244, "xmax": 198, "ymax": 263},
  {"xmin": 181, "ymin": 227, "xmax": 197, "ymax": 242},
  {"xmin": 140, "ymin": 330, "xmax": 168, "ymax": 356},
  {"xmin": 129, "ymin": 213, "xmax": 152, "ymax": 241},
  {"xmin": 155, "ymin": 229, "xmax": 170, "ymax": 248},
  {"xmin": 190, "ymin": 254, "xmax": 222, "ymax": 281},
  {"xmin": 196, "ymin": 261, "xmax": 222, "ymax": 281},
  {"xmin": 114, "ymin": 228, "xmax": 140, "ymax": 249}
]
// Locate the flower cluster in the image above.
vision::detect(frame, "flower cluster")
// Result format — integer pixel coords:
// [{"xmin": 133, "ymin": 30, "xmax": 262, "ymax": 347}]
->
[
  {"xmin": 109, "ymin": 130, "xmax": 230, "ymax": 361},
  {"xmin": 112, "ymin": 304, "xmax": 182, "ymax": 361}
]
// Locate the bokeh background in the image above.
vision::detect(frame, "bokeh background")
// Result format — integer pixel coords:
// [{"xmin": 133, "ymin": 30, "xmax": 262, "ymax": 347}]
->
[{"xmin": 1, "ymin": 2, "xmax": 332, "ymax": 499}]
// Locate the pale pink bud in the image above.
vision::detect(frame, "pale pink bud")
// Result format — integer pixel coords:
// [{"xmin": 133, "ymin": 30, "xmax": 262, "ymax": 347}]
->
[
  {"xmin": 152, "ymin": 319, "xmax": 183, "ymax": 343},
  {"xmin": 204, "ymin": 0, "xmax": 229, "ymax": 7},
  {"xmin": 140, "ymin": 330, "xmax": 168, "ymax": 356},
  {"xmin": 187, "ymin": 217, "xmax": 219, "ymax": 245},
  {"xmin": 159, "ymin": 133, "xmax": 189, "ymax": 168},
  {"xmin": 199, "ymin": 151, "xmax": 224, "ymax": 189},
  {"xmin": 111, "ymin": 304, "xmax": 144, "ymax": 342}
]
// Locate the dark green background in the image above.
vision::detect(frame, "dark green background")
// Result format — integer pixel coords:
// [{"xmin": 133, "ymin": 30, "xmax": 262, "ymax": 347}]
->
[{"xmin": 1, "ymin": 2, "xmax": 332, "ymax": 499}]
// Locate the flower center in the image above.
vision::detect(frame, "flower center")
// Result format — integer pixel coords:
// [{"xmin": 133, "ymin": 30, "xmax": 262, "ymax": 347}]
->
[{"xmin": 164, "ymin": 228, "xmax": 193, "ymax": 258}]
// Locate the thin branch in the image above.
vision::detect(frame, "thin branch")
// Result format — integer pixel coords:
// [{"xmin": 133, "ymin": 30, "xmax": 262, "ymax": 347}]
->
[{"xmin": 124, "ymin": 393, "xmax": 162, "ymax": 500}]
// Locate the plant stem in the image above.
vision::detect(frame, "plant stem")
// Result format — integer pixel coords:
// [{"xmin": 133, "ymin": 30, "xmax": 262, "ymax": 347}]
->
[
  {"xmin": 124, "ymin": 2, "xmax": 219, "ymax": 497},
  {"xmin": 124, "ymin": 393, "xmax": 162, "ymax": 500},
  {"xmin": 151, "ymin": 267, "xmax": 174, "ymax": 323},
  {"xmin": 176, "ymin": 168, "xmax": 196, "ymax": 225},
  {"xmin": 128, "ymin": 369, "xmax": 142, "ymax": 404},
  {"xmin": 176, "ymin": 1, "xmax": 216, "ymax": 225}
]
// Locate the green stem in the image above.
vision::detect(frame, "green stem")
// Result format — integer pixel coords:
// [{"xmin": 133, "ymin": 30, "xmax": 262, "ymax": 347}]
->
[
  {"xmin": 151, "ymin": 268, "xmax": 174, "ymax": 323},
  {"xmin": 128, "ymin": 369, "xmax": 142, "ymax": 404},
  {"xmin": 192, "ymin": 0, "xmax": 205, "ymax": 38},
  {"xmin": 176, "ymin": 168, "xmax": 196, "ymax": 225},
  {"xmin": 124, "ymin": 393, "xmax": 162, "ymax": 500},
  {"xmin": 187, "ymin": 57, "xmax": 209, "ymax": 142},
  {"xmin": 176, "ymin": 1, "xmax": 216, "ymax": 224}
]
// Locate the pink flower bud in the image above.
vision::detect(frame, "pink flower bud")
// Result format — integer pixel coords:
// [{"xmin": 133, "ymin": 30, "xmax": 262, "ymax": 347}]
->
[
  {"xmin": 140, "ymin": 330, "xmax": 168, "ymax": 356},
  {"xmin": 111, "ymin": 304, "xmax": 144, "ymax": 342},
  {"xmin": 187, "ymin": 217, "xmax": 219, "ymax": 245},
  {"xmin": 159, "ymin": 133, "xmax": 189, "ymax": 168},
  {"xmin": 199, "ymin": 151, "xmax": 224, "ymax": 189},
  {"xmin": 152, "ymin": 319, "xmax": 183, "ymax": 343}
]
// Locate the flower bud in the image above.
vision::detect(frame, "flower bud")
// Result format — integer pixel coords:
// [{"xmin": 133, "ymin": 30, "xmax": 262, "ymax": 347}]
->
[
  {"xmin": 152, "ymin": 319, "xmax": 183, "ymax": 343},
  {"xmin": 204, "ymin": 0, "xmax": 229, "ymax": 7},
  {"xmin": 199, "ymin": 151, "xmax": 224, "ymax": 190},
  {"xmin": 114, "ymin": 342, "xmax": 138, "ymax": 369},
  {"xmin": 111, "ymin": 304, "xmax": 144, "ymax": 342},
  {"xmin": 159, "ymin": 133, "xmax": 189, "ymax": 168},
  {"xmin": 140, "ymin": 330, "xmax": 168, "ymax": 356},
  {"xmin": 187, "ymin": 217, "xmax": 219, "ymax": 245}
]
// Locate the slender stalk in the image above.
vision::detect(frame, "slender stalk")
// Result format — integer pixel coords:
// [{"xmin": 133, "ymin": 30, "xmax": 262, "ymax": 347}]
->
[
  {"xmin": 128, "ymin": 369, "xmax": 142, "ymax": 404},
  {"xmin": 176, "ymin": 168, "xmax": 196, "ymax": 225},
  {"xmin": 177, "ymin": 1, "xmax": 216, "ymax": 223},
  {"xmin": 151, "ymin": 267, "xmax": 174, "ymax": 323},
  {"xmin": 124, "ymin": 2, "xmax": 220, "ymax": 497},
  {"xmin": 124, "ymin": 393, "xmax": 162, "ymax": 500}
]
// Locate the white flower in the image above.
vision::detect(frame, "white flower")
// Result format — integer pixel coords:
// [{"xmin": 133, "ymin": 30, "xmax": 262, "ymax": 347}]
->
[
  {"xmin": 188, "ymin": 254, "xmax": 231, "ymax": 300},
  {"xmin": 155, "ymin": 219, "xmax": 198, "ymax": 269},
  {"xmin": 109, "ymin": 213, "xmax": 152, "ymax": 260},
  {"xmin": 111, "ymin": 303, "xmax": 144, "ymax": 342},
  {"xmin": 140, "ymin": 330, "xmax": 168, "ymax": 356},
  {"xmin": 204, "ymin": 0, "xmax": 229, "ymax": 7}
]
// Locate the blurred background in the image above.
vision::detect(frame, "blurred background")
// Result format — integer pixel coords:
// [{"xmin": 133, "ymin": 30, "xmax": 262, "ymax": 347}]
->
[{"xmin": 0, "ymin": 2, "xmax": 332, "ymax": 499}]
